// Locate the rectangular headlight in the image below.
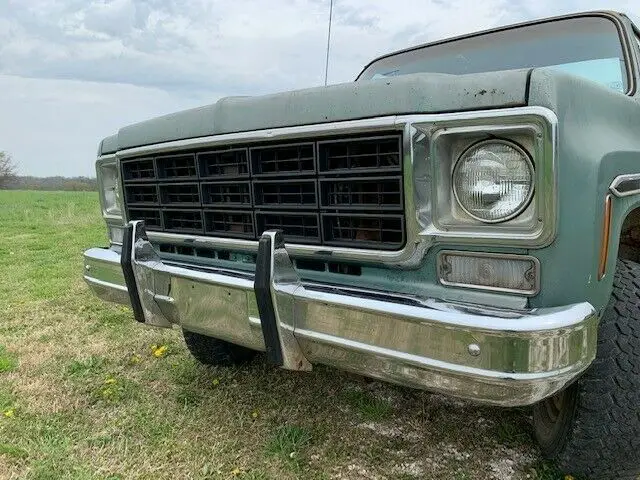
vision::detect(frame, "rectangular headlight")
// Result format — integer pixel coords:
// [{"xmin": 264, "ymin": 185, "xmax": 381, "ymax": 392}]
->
[
  {"xmin": 437, "ymin": 250, "xmax": 539, "ymax": 295},
  {"xmin": 97, "ymin": 160, "xmax": 122, "ymax": 218}
]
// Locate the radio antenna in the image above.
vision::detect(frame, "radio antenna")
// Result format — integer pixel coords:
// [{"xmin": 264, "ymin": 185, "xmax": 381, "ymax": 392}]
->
[{"xmin": 324, "ymin": 0, "xmax": 334, "ymax": 86}]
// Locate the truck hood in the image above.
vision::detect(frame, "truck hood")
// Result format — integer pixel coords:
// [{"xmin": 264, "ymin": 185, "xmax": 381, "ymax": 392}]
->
[{"xmin": 100, "ymin": 69, "xmax": 530, "ymax": 154}]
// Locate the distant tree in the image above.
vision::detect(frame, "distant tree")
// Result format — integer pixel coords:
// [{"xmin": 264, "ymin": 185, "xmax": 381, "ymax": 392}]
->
[{"xmin": 0, "ymin": 152, "xmax": 17, "ymax": 188}]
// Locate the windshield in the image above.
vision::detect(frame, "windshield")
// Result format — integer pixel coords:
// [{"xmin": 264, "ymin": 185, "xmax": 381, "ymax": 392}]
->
[{"xmin": 358, "ymin": 16, "xmax": 629, "ymax": 93}]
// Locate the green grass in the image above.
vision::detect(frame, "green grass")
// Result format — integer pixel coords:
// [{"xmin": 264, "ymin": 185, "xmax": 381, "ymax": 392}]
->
[
  {"xmin": 0, "ymin": 346, "xmax": 17, "ymax": 373},
  {"xmin": 266, "ymin": 425, "xmax": 312, "ymax": 458},
  {"xmin": 342, "ymin": 388, "xmax": 393, "ymax": 421},
  {"xmin": 0, "ymin": 190, "xmax": 563, "ymax": 479}
]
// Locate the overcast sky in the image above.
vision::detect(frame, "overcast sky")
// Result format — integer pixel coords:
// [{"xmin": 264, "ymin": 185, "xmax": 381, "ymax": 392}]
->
[{"xmin": 1, "ymin": 0, "xmax": 639, "ymax": 177}]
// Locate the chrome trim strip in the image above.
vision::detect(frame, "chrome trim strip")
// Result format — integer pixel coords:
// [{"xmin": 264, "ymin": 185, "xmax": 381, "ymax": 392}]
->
[
  {"xmin": 83, "ymin": 275, "xmax": 128, "ymax": 293},
  {"xmin": 436, "ymin": 250, "xmax": 541, "ymax": 296},
  {"xmin": 610, "ymin": 173, "xmax": 640, "ymax": 197},
  {"xmin": 103, "ymin": 106, "xmax": 556, "ymax": 267},
  {"xmin": 294, "ymin": 327, "xmax": 578, "ymax": 381}
]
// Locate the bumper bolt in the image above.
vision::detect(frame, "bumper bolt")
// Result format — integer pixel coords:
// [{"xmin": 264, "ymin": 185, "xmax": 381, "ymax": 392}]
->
[{"xmin": 468, "ymin": 344, "xmax": 481, "ymax": 356}]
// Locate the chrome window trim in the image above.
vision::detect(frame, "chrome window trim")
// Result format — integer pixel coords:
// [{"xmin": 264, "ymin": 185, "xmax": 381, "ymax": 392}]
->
[
  {"xmin": 100, "ymin": 106, "xmax": 557, "ymax": 268},
  {"xmin": 437, "ymin": 250, "xmax": 541, "ymax": 296},
  {"xmin": 610, "ymin": 173, "xmax": 640, "ymax": 197},
  {"xmin": 356, "ymin": 11, "xmax": 636, "ymax": 95}
]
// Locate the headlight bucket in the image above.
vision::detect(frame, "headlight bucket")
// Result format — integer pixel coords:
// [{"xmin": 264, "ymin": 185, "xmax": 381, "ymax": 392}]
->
[{"xmin": 452, "ymin": 139, "xmax": 534, "ymax": 223}]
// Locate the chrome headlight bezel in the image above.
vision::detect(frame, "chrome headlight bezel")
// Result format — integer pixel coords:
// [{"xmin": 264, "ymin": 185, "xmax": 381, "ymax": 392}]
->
[
  {"xmin": 411, "ymin": 107, "xmax": 557, "ymax": 248},
  {"xmin": 96, "ymin": 157, "xmax": 123, "ymax": 219},
  {"xmin": 451, "ymin": 139, "xmax": 535, "ymax": 224},
  {"xmin": 96, "ymin": 155, "xmax": 125, "ymax": 244}
]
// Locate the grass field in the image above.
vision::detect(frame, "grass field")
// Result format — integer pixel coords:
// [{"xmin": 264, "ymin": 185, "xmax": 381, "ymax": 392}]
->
[{"xmin": 0, "ymin": 190, "xmax": 566, "ymax": 480}]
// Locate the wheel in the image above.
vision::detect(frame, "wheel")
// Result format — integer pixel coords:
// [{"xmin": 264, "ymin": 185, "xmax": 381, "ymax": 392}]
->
[
  {"xmin": 533, "ymin": 259, "xmax": 640, "ymax": 479},
  {"xmin": 182, "ymin": 329, "xmax": 256, "ymax": 366}
]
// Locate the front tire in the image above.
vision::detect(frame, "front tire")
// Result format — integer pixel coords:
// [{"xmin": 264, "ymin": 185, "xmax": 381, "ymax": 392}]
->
[
  {"xmin": 533, "ymin": 259, "xmax": 640, "ymax": 479},
  {"xmin": 182, "ymin": 329, "xmax": 256, "ymax": 366}
]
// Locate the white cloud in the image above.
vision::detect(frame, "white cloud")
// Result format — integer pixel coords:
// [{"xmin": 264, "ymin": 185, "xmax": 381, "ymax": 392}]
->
[{"xmin": 0, "ymin": 0, "xmax": 639, "ymax": 175}]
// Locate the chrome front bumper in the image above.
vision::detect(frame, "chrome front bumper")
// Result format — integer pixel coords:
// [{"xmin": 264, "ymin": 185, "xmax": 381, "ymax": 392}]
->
[{"xmin": 83, "ymin": 221, "xmax": 598, "ymax": 407}]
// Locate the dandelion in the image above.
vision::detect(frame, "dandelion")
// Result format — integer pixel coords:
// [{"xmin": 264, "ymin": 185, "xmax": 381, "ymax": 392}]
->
[
  {"xmin": 212, "ymin": 378, "xmax": 220, "ymax": 386},
  {"xmin": 564, "ymin": 476, "xmax": 575, "ymax": 480},
  {"xmin": 3, "ymin": 409, "xmax": 15, "ymax": 418},
  {"xmin": 151, "ymin": 345, "xmax": 168, "ymax": 358},
  {"xmin": 104, "ymin": 377, "xmax": 117, "ymax": 385}
]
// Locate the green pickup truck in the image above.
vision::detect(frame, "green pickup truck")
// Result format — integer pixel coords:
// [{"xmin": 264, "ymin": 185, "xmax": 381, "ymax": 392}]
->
[{"xmin": 83, "ymin": 10, "xmax": 640, "ymax": 479}]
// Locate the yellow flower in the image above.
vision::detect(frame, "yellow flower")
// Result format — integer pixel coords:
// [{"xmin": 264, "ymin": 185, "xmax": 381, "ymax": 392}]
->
[
  {"xmin": 129, "ymin": 353, "xmax": 142, "ymax": 365},
  {"xmin": 251, "ymin": 410, "xmax": 259, "ymax": 419},
  {"xmin": 151, "ymin": 345, "xmax": 168, "ymax": 358},
  {"xmin": 564, "ymin": 476, "xmax": 575, "ymax": 480},
  {"xmin": 104, "ymin": 377, "xmax": 117, "ymax": 385},
  {"xmin": 230, "ymin": 467, "xmax": 241, "ymax": 476},
  {"xmin": 212, "ymin": 378, "xmax": 220, "ymax": 386},
  {"xmin": 3, "ymin": 409, "xmax": 15, "ymax": 418}
]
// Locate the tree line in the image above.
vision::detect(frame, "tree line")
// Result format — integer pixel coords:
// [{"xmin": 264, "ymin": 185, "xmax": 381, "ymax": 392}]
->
[{"xmin": 0, "ymin": 152, "xmax": 97, "ymax": 191}]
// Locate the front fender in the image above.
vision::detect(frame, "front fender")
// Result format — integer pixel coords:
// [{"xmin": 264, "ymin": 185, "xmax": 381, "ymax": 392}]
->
[{"xmin": 528, "ymin": 68, "xmax": 640, "ymax": 313}]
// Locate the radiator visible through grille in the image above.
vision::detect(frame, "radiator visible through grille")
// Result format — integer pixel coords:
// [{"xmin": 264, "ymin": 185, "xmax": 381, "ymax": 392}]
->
[{"xmin": 121, "ymin": 133, "xmax": 405, "ymax": 250}]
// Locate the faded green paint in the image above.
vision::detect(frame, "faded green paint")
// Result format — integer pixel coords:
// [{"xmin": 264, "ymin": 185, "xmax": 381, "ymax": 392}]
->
[
  {"xmin": 527, "ymin": 67, "xmax": 640, "ymax": 313},
  {"xmin": 98, "ymin": 11, "xmax": 640, "ymax": 316},
  {"xmin": 101, "ymin": 69, "xmax": 528, "ymax": 154}
]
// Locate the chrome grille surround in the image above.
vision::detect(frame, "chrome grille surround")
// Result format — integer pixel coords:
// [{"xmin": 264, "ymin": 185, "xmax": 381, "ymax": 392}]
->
[
  {"xmin": 120, "ymin": 133, "xmax": 406, "ymax": 251},
  {"xmin": 102, "ymin": 107, "xmax": 557, "ymax": 268}
]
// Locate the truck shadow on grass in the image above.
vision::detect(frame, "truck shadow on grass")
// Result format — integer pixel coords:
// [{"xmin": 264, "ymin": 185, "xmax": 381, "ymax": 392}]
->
[{"xmin": 127, "ymin": 346, "xmax": 563, "ymax": 479}]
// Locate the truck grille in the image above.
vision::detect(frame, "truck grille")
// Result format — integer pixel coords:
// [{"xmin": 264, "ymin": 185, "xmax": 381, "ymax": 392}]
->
[{"xmin": 121, "ymin": 133, "xmax": 405, "ymax": 250}]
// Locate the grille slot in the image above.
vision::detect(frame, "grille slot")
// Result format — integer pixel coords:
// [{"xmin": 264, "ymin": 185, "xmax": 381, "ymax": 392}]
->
[
  {"xmin": 162, "ymin": 210, "xmax": 203, "ymax": 234},
  {"xmin": 122, "ymin": 132, "xmax": 405, "ymax": 250},
  {"xmin": 319, "ymin": 135, "xmax": 401, "ymax": 173},
  {"xmin": 322, "ymin": 213, "xmax": 405, "ymax": 250},
  {"xmin": 251, "ymin": 143, "xmax": 315, "ymax": 176},
  {"xmin": 156, "ymin": 154, "xmax": 197, "ymax": 180},
  {"xmin": 198, "ymin": 149, "xmax": 249, "ymax": 178},
  {"xmin": 254, "ymin": 180, "xmax": 317, "ymax": 208},
  {"xmin": 256, "ymin": 212, "xmax": 320, "ymax": 244},
  {"xmin": 124, "ymin": 184, "xmax": 158, "ymax": 206},
  {"xmin": 320, "ymin": 177, "xmax": 402, "ymax": 210},
  {"xmin": 159, "ymin": 183, "xmax": 201, "ymax": 206},
  {"xmin": 128, "ymin": 208, "xmax": 162, "ymax": 229},
  {"xmin": 202, "ymin": 182, "xmax": 251, "ymax": 207},
  {"xmin": 122, "ymin": 159, "xmax": 155, "ymax": 181},
  {"xmin": 204, "ymin": 211, "xmax": 255, "ymax": 238}
]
